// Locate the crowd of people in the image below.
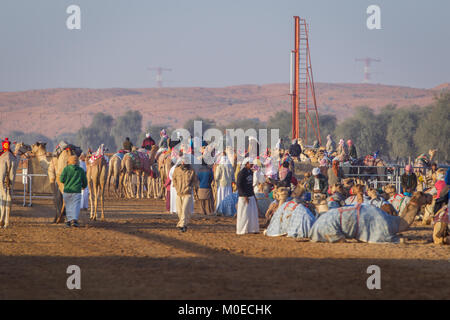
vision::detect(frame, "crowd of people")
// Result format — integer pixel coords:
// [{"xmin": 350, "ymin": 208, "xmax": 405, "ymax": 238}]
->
[{"xmin": 53, "ymin": 131, "xmax": 449, "ymax": 237}]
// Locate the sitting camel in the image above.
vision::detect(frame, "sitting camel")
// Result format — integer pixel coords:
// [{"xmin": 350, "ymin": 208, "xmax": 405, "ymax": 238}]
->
[
  {"xmin": 384, "ymin": 184, "xmax": 411, "ymax": 216},
  {"xmin": 433, "ymin": 205, "xmax": 449, "ymax": 245},
  {"xmin": 309, "ymin": 191, "xmax": 432, "ymax": 243},
  {"xmin": 0, "ymin": 142, "xmax": 32, "ymax": 228},
  {"xmin": 264, "ymin": 184, "xmax": 316, "ymax": 238}
]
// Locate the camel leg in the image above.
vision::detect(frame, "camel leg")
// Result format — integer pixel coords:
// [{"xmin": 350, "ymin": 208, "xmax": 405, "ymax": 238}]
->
[
  {"xmin": 136, "ymin": 173, "xmax": 141, "ymax": 199},
  {"xmin": 89, "ymin": 179, "xmax": 95, "ymax": 220},
  {"xmin": 0, "ymin": 186, "xmax": 5, "ymax": 228},
  {"xmin": 140, "ymin": 173, "xmax": 145, "ymax": 199},
  {"xmin": 100, "ymin": 184, "xmax": 105, "ymax": 220},
  {"xmin": 94, "ymin": 182, "xmax": 99, "ymax": 220},
  {"xmin": 4, "ymin": 187, "xmax": 11, "ymax": 228}
]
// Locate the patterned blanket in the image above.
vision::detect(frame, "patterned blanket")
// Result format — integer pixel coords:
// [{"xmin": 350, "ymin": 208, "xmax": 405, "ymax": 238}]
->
[
  {"xmin": 265, "ymin": 201, "xmax": 316, "ymax": 238},
  {"xmin": 127, "ymin": 151, "xmax": 151, "ymax": 174},
  {"xmin": 309, "ymin": 204, "xmax": 401, "ymax": 243}
]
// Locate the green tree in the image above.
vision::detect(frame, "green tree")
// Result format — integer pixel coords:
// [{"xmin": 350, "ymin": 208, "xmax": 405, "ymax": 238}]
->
[
  {"xmin": 267, "ymin": 110, "xmax": 291, "ymax": 142},
  {"xmin": 318, "ymin": 114, "xmax": 337, "ymax": 144},
  {"xmin": 76, "ymin": 112, "xmax": 116, "ymax": 152},
  {"xmin": 413, "ymin": 92, "xmax": 450, "ymax": 162},
  {"xmin": 111, "ymin": 110, "xmax": 142, "ymax": 150},
  {"xmin": 386, "ymin": 108, "xmax": 419, "ymax": 160}
]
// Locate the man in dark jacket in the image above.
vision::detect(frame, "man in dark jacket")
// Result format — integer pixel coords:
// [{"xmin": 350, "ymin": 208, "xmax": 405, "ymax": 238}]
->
[
  {"xmin": 289, "ymin": 139, "xmax": 302, "ymax": 159},
  {"xmin": 236, "ymin": 158, "xmax": 259, "ymax": 234},
  {"xmin": 401, "ymin": 164, "xmax": 417, "ymax": 196},
  {"xmin": 307, "ymin": 167, "xmax": 328, "ymax": 195},
  {"xmin": 141, "ymin": 133, "xmax": 155, "ymax": 150},
  {"xmin": 60, "ymin": 155, "xmax": 88, "ymax": 227}
]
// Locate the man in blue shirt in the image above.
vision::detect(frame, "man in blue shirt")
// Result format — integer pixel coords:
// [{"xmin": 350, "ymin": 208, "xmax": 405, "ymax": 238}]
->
[{"xmin": 197, "ymin": 158, "xmax": 214, "ymax": 215}]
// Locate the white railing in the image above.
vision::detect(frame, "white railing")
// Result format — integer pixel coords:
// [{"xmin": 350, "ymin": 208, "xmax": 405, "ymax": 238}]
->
[{"xmin": 15, "ymin": 169, "xmax": 53, "ymax": 207}]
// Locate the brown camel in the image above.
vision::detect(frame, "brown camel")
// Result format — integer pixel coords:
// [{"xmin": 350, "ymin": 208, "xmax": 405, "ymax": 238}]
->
[
  {"xmin": 432, "ymin": 205, "xmax": 449, "ymax": 245},
  {"xmin": 0, "ymin": 142, "xmax": 32, "ymax": 228},
  {"xmin": 397, "ymin": 191, "xmax": 432, "ymax": 233},
  {"xmin": 414, "ymin": 149, "xmax": 438, "ymax": 174},
  {"xmin": 121, "ymin": 146, "xmax": 158, "ymax": 199},
  {"xmin": 86, "ymin": 146, "xmax": 108, "ymax": 221},
  {"xmin": 157, "ymin": 150, "xmax": 173, "ymax": 200},
  {"xmin": 106, "ymin": 153, "xmax": 123, "ymax": 198},
  {"xmin": 32, "ymin": 142, "xmax": 77, "ymax": 223}
]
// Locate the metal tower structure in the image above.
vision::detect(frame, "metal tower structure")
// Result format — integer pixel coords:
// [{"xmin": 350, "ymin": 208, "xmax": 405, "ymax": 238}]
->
[
  {"xmin": 355, "ymin": 57, "xmax": 380, "ymax": 83},
  {"xmin": 290, "ymin": 16, "xmax": 321, "ymax": 145},
  {"xmin": 147, "ymin": 66, "xmax": 172, "ymax": 88}
]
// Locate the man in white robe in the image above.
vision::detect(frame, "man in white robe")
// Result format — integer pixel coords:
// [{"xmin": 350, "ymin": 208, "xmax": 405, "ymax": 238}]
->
[
  {"xmin": 214, "ymin": 153, "xmax": 234, "ymax": 211},
  {"xmin": 236, "ymin": 158, "xmax": 259, "ymax": 235},
  {"xmin": 79, "ymin": 154, "xmax": 89, "ymax": 210}
]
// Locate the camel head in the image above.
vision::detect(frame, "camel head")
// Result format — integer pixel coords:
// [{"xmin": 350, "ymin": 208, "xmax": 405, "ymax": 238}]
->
[
  {"xmin": 14, "ymin": 142, "xmax": 32, "ymax": 157},
  {"xmin": 398, "ymin": 191, "xmax": 433, "ymax": 232},
  {"xmin": 31, "ymin": 142, "xmax": 48, "ymax": 156},
  {"xmin": 412, "ymin": 191, "xmax": 433, "ymax": 207},
  {"xmin": 330, "ymin": 183, "xmax": 344, "ymax": 195},
  {"xmin": 383, "ymin": 184, "xmax": 396, "ymax": 196},
  {"xmin": 367, "ymin": 188, "xmax": 378, "ymax": 200},
  {"xmin": 428, "ymin": 149, "xmax": 437, "ymax": 159},
  {"xmin": 291, "ymin": 184, "xmax": 306, "ymax": 199},
  {"xmin": 275, "ymin": 187, "xmax": 290, "ymax": 205}
]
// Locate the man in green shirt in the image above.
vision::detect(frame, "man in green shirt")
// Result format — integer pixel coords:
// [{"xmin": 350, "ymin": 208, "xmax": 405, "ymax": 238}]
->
[{"xmin": 60, "ymin": 155, "xmax": 88, "ymax": 227}]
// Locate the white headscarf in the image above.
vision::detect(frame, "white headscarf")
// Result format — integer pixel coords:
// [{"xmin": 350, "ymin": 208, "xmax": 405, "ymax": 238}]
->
[{"xmin": 242, "ymin": 157, "xmax": 251, "ymax": 166}]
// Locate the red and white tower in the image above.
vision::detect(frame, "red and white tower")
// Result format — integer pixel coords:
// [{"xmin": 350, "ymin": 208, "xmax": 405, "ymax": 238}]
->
[
  {"xmin": 147, "ymin": 66, "xmax": 172, "ymax": 88},
  {"xmin": 355, "ymin": 57, "xmax": 380, "ymax": 83},
  {"xmin": 290, "ymin": 17, "xmax": 321, "ymax": 145}
]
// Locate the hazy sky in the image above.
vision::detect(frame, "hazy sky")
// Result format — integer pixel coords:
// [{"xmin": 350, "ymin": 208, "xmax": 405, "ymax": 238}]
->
[{"xmin": 1, "ymin": 0, "xmax": 449, "ymax": 91}]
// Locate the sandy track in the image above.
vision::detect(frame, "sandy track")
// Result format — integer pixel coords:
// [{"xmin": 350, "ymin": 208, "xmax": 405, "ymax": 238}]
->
[{"xmin": 0, "ymin": 198, "xmax": 448, "ymax": 299}]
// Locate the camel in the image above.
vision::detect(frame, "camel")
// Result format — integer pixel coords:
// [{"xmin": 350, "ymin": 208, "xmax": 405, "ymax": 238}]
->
[
  {"xmin": 432, "ymin": 205, "xmax": 449, "ymax": 245},
  {"xmin": 383, "ymin": 184, "xmax": 411, "ymax": 215},
  {"xmin": 106, "ymin": 153, "xmax": 123, "ymax": 198},
  {"xmin": 157, "ymin": 149, "xmax": 173, "ymax": 200},
  {"xmin": 121, "ymin": 145, "xmax": 158, "ymax": 199},
  {"xmin": 0, "ymin": 142, "xmax": 32, "ymax": 228},
  {"xmin": 415, "ymin": 149, "xmax": 437, "ymax": 171},
  {"xmin": 310, "ymin": 191, "xmax": 432, "ymax": 243},
  {"xmin": 264, "ymin": 184, "xmax": 316, "ymax": 238},
  {"xmin": 86, "ymin": 145, "xmax": 108, "ymax": 221},
  {"xmin": 32, "ymin": 142, "xmax": 79, "ymax": 223}
]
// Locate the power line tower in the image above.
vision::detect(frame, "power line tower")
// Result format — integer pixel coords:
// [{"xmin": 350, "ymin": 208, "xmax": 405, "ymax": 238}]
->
[
  {"xmin": 355, "ymin": 57, "xmax": 381, "ymax": 83},
  {"xmin": 147, "ymin": 67, "xmax": 172, "ymax": 88},
  {"xmin": 290, "ymin": 16, "xmax": 321, "ymax": 145}
]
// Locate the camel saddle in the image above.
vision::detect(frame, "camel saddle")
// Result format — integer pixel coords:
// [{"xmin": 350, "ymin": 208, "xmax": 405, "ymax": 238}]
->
[
  {"xmin": 128, "ymin": 151, "xmax": 151, "ymax": 174},
  {"xmin": 416, "ymin": 153, "xmax": 430, "ymax": 166}
]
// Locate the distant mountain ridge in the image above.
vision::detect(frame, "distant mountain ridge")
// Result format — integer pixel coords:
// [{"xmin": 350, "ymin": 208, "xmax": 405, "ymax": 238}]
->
[{"xmin": 0, "ymin": 82, "xmax": 445, "ymax": 137}]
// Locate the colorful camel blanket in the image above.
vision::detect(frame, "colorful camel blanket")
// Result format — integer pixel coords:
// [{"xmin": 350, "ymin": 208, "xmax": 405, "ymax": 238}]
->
[
  {"xmin": 415, "ymin": 153, "xmax": 430, "ymax": 166},
  {"xmin": 388, "ymin": 194, "xmax": 411, "ymax": 214},
  {"xmin": 309, "ymin": 204, "xmax": 401, "ymax": 243},
  {"xmin": 265, "ymin": 201, "xmax": 316, "ymax": 238},
  {"xmin": 127, "ymin": 151, "xmax": 151, "ymax": 174}
]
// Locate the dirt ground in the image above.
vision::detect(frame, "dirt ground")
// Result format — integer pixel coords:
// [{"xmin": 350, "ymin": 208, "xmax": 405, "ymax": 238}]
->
[{"xmin": 0, "ymin": 197, "xmax": 448, "ymax": 300}]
